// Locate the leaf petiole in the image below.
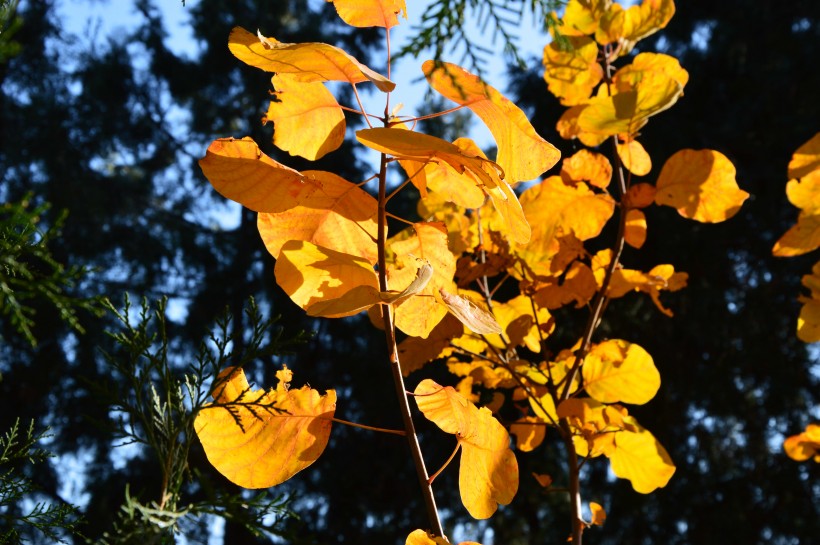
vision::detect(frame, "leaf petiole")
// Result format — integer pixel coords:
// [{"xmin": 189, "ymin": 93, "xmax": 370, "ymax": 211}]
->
[{"xmin": 428, "ymin": 441, "xmax": 461, "ymax": 485}]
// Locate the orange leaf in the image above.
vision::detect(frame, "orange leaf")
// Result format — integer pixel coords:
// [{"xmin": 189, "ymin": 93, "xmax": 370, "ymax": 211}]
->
[
  {"xmin": 772, "ymin": 139, "xmax": 820, "ymax": 256},
  {"xmin": 388, "ymin": 222, "xmax": 457, "ymax": 338},
  {"xmin": 783, "ymin": 423, "xmax": 820, "ymax": 462},
  {"xmin": 625, "ymin": 182, "xmax": 656, "ymax": 208},
  {"xmin": 257, "ymin": 170, "xmax": 378, "ymax": 263},
  {"xmin": 264, "ymin": 75, "xmax": 345, "ymax": 160},
  {"xmin": 414, "ymin": 379, "xmax": 519, "ymax": 519},
  {"xmin": 561, "ymin": 149, "xmax": 612, "ymax": 189},
  {"xmin": 274, "ymin": 240, "xmax": 380, "ymax": 317},
  {"xmin": 617, "ymin": 139, "xmax": 652, "ymax": 176},
  {"xmin": 555, "ymin": 105, "xmax": 608, "ymax": 146},
  {"xmin": 398, "ymin": 314, "xmax": 463, "ymax": 376},
  {"xmin": 543, "ymin": 35, "xmax": 603, "ymax": 106},
  {"xmin": 560, "ymin": 0, "xmax": 610, "ymax": 36},
  {"xmin": 510, "ymin": 416, "xmax": 546, "ymax": 452},
  {"xmin": 787, "ymin": 132, "xmax": 820, "ymax": 179},
  {"xmin": 405, "ymin": 529, "xmax": 482, "ymax": 545},
  {"xmin": 532, "ymin": 473, "xmax": 553, "ymax": 488},
  {"xmin": 797, "ymin": 261, "xmax": 820, "ymax": 342},
  {"xmin": 619, "ymin": 0, "xmax": 676, "ymax": 49},
  {"xmin": 582, "ymin": 340, "xmax": 660, "ymax": 405},
  {"xmin": 655, "ymin": 149, "xmax": 749, "ymax": 223},
  {"xmin": 423, "ymin": 60, "xmax": 560, "ymax": 183},
  {"xmin": 327, "ymin": 0, "xmax": 407, "ymax": 28},
  {"xmin": 194, "ymin": 366, "xmax": 336, "ymax": 488},
  {"xmin": 589, "ymin": 502, "xmax": 607, "ymax": 526},
  {"xmin": 624, "ymin": 209, "xmax": 647, "ymax": 249},
  {"xmin": 228, "ymin": 27, "xmax": 394, "ymax": 92},
  {"xmin": 199, "ymin": 137, "xmax": 318, "ymax": 213}
]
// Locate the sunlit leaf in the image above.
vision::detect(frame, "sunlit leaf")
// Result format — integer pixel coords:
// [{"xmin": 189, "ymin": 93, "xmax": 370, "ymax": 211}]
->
[
  {"xmin": 228, "ymin": 27, "xmax": 395, "ymax": 92},
  {"xmin": 194, "ymin": 366, "xmax": 336, "ymax": 488},
  {"xmin": 388, "ymin": 222, "xmax": 457, "ymax": 338},
  {"xmin": 423, "ymin": 60, "xmax": 561, "ymax": 182},
  {"xmin": 617, "ymin": 138, "xmax": 652, "ymax": 176},
  {"xmin": 532, "ymin": 261, "xmax": 598, "ymax": 310},
  {"xmin": 620, "ymin": 0, "xmax": 676, "ymax": 49},
  {"xmin": 327, "ymin": 0, "xmax": 407, "ymax": 28},
  {"xmin": 582, "ymin": 340, "xmax": 660, "ymax": 405},
  {"xmin": 414, "ymin": 379, "xmax": 519, "ymax": 519},
  {"xmin": 402, "ymin": 137, "xmax": 488, "ymax": 209},
  {"xmin": 257, "ymin": 170, "xmax": 378, "ymax": 263},
  {"xmin": 797, "ymin": 261, "xmax": 820, "ymax": 342},
  {"xmin": 561, "ymin": 149, "xmax": 612, "ymax": 189},
  {"xmin": 510, "ymin": 416, "xmax": 546, "ymax": 452},
  {"xmin": 624, "ymin": 209, "xmax": 647, "ymax": 249},
  {"xmin": 655, "ymin": 149, "xmax": 748, "ymax": 223},
  {"xmin": 274, "ymin": 240, "xmax": 379, "ymax": 317},
  {"xmin": 593, "ymin": 251, "xmax": 688, "ymax": 316},
  {"xmin": 772, "ymin": 164, "xmax": 820, "ymax": 256},
  {"xmin": 556, "ymin": 105, "xmax": 608, "ymax": 146},
  {"xmin": 438, "ymin": 289, "xmax": 503, "ymax": 335},
  {"xmin": 543, "ymin": 35, "xmax": 603, "ymax": 106},
  {"xmin": 199, "ymin": 137, "xmax": 318, "ymax": 213},
  {"xmin": 398, "ymin": 314, "xmax": 464, "ymax": 376},
  {"xmin": 787, "ymin": 132, "xmax": 820, "ymax": 179},
  {"xmin": 264, "ymin": 74, "xmax": 345, "ymax": 160},
  {"xmin": 625, "ymin": 182, "xmax": 656, "ymax": 208},
  {"xmin": 589, "ymin": 502, "xmax": 607, "ymax": 526},
  {"xmin": 532, "ymin": 473, "xmax": 553, "ymax": 488},
  {"xmin": 560, "ymin": 0, "xmax": 610, "ymax": 36},
  {"xmin": 783, "ymin": 423, "xmax": 820, "ymax": 462},
  {"xmin": 607, "ymin": 417, "xmax": 675, "ymax": 493}
]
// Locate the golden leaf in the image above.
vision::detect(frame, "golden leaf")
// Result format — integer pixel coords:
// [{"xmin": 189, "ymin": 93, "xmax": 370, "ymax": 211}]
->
[
  {"xmin": 783, "ymin": 423, "xmax": 820, "ymax": 462},
  {"xmin": 414, "ymin": 379, "xmax": 519, "ymax": 519},
  {"xmin": 264, "ymin": 74, "xmax": 345, "ymax": 160},
  {"xmin": 655, "ymin": 149, "xmax": 749, "ymax": 223},
  {"xmin": 194, "ymin": 366, "xmax": 336, "ymax": 488},
  {"xmin": 589, "ymin": 502, "xmax": 607, "ymax": 526},
  {"xmin": 624, "ymin": 209, "xmax": 647, "ymax": 249},
  {"xmin": 228, "ymin": 27, "xmax": 394, "ymax": 92},
  {"xmin": 257, "ymin": 170, "xmax": 378, "ymax": 263},
  {"xmin": 327, "ymin": 0, "xmax": 407, "ymax": 29},
  {"xmin": 543, "ymin": 35, "xmax": 603, "ymax": 106},
  {"xmin": 582, "ymin": 340, "xmax": 660, "ymax": 405},
  {"xmin": 607, "ymin": 417, "xmax": 675, "ymax": 493},
  {"xmin": 423, "ymin": 60, "xmax": 561, "ymax": 183},
  {"xmin": 438, "ymin": 289, "xmax": 503, "ymax": 335},
  {"xmin": 617, "ymin": 138, "xmax": 652, "ymax": 176}
]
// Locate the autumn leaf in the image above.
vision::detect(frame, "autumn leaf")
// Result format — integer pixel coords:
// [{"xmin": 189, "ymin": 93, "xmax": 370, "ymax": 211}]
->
[
  {"xmin": 510, "ymin": 416, "xmax": 546, "ymax": 452},
  {"xmin": 194, "ymin": 366, "xmax": 336, "ymax": 488},
  {"xmin": 772, "ymin": 140, "xmax": 820, "ymax": 256},
  {"xmin": 438, "ymin": 289, "xmax": 503, "ymax": 335},
  {"xmin": 797, "ymin": 261, "xmax": 820, "ymax": 342},
  {"xmin": 274, "ymin": 240, "xmax": 380, "ymax": 317},
  {"xmin": 388, "ymin": 222, "xmax": 457, "ymax": 338},
  {"xmin": 617, "ymin": 138, "xmax": 652, "ymax": 176},
  {"xmin": 655, "ymin": 149, "xmax": 748, "ymax": 223},
  {"xmin": 593, "ymin": 251, "xmax": 688, "ymax": 316},
  {"xmin": 423, "ymin": 60, "xmax": 561, "ymax": 182},
  {"xmin": 561, "ymin": 149, "xmax": 612, "ymax": 189},
  {"xmin": 619, "ymin": 0, "xmax": 676, "ymax": 50},
  {"xmin": 199, "ymin": 137, "xmax": 318, "ymax": 213},
  {"xmin": 625, "ymin": 182, "xmax": 656, "ymax": 208},
  {"xmin": 327, "ymin": 0, "xmax": 407, "ymax": 29},
  {"xmin": 264, "ymin": 74, "xmax": 345, "ymax": 160},
  {"xmin": 624, "ymin": 209, "xmax": 647, "ymax": 249},
  {"xmin": 559, "ymin": 0, "xmax": 610, "ymax": 36},
  {"xmin": 257, "ymin": 170, "xmax": 378, "ymax": 264},
  {"xmin": 543, "ymin": 35, "xmax": 603, "ymax": 106},
  {"xmin": 405, "ymin": 529, "xmax": 482, "ymax": 545},
  {"xmin": 414, "ymin": 379, "xmax": 519, "ymax": 519},
  {"xmin": 228, "ymin": 27, "xmax": 395, "ymax": 92},
  {"xmin": 582, "ymin": 340, "xmax": 660, "ymax": 405},
  {"xmin": 607, "ymin": 416, "xmax": 675, "ymax": 493},
  {"xmin": 589, "ymin": 502, "xmax": 607, "ymax": 526},
  {"xmin": 556, "ymin": 105, "xmax": 608, "ymax": 147},
  {"xmin": 787, "ymin": 132, "xmax": 820, "ymax": 179},
  {"xmin": 783, "ymin": 423, "xmax": 820, "ymax": 462},
  {"xmin": 398, "ymin": 314, "xmax": 463, "ymax": 376}
]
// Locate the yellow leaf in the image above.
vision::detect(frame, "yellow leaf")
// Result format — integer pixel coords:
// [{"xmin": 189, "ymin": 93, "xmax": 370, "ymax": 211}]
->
[
  {"xmin": 327, "ymin": 0, "xmax": 407, "ymax": 28},
  {"xmin": 593, "ymin": 252, "xmax": 688, "ymax": 316},
  {"xmin": 398, "ymin": 314, "xmax": 464, "ymax": 376},
  {"xmin": 783, "ymin": 423, "xmax": 820, "ymax": 462},
  {"xmin": 228, "ymin": 27, "xmax": 394, "ymax": 92},
  {"xmin": 617, "ymin": 138, "xmax": 652, "ymax": 176},
  {"xmin": 543, "ymin": 35, "xmax": 604, "ymax": 106},
  {"xmin": 199, "ymin": 137, "xmax": 318, "ymax": 213},
  {"xmin": 556, "ymin": 105, "xmax": 608, "ymax": 146},
  {"xmin": 772, "ymin": 170, "xmax": 820, "ymax": 256},
  {"xmin": 520, "ymin": 176, "xmax": 615, "ymax": 254},
  {"xmin": 589, "ymin": 502, "xmax": 607, "ymax": 526},
  {"xmin": 274, "ymin": 240, "xmax": 380, "ymax": 317},
  {"xmin": 560, "ymin": 0, "xmax": 610, "ymax": 35},
  {"xmin": 561, "ymin": 149, "xmax": 612, "ymax": 189},
  {"xmin": 423, "ymin": 60, "xmax": 561, "ymax": 183},
  {"xmin": 578, "ymin": 69, "xmax": 683, "ymax": 137},
  {"xmin": 624, "ymin": 209, "xmax": 647, "ymax": 249},
  {"xmin": 264, "ymin": 75, "xmax": 345, "ymax": 160},
  {"xmin": 388, "ymin": 222, "xmax": 457, "ymax": 338},
  {"xmin": 607, "ymin": 418, "xmax": 675, "ymax": 493},
  {"xmin": 797, "ymin": 261, "xmax": 820, "ymax": 342},
  {"xmin": 510, "ymin": 416, "xmax": 546, "ymax": 452},
  {"xmin": 194, "ymin": 366, "xmax": 336, "ymax": 488},
  {"xmin": 257, "ymin": 170, "xmax": 378, "ymax": 263},
  {"xmin": 405, "ymin": 529, "xmax": 482, "ymax": 545},
  {"xmin": 438, "ymin": 289, "xmax": 503, "ymax": 335},
  {"xmin": 414, "ymin": 379, "xmax": 519, "ymax": 519},
  {"xmin": 532, "ymin": 261, "xmax": 598, "ymax": 310},
  {"xmin": 403, "ymin": 137, "xmax": 488, "ymax": 209},
  {"xmin": 787, "ymin": 132, "xmax": 820, "ymax": 179},
  {"xmin": 485, "ymin": 178, "xmax": 532, "ymax": 245},
  {"xmin": 582, "ymin": 340, "xmax": 660, "ymax": 405},
  {"xmin": 615, "ymin": 52, "xmax": 688, "ymax": 90},
  {"xmin": 620, "ymin": 0, "xmax": 676, "ymax": 50},
  {"xmin": 655, "ymin": 149, "xmax": 749, "ymax": 223}
]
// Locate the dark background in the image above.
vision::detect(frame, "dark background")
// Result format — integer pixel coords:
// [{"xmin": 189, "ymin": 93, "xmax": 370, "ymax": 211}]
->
[{"xmin": 1, "ymin": 0, "xmax": 818, "ymax": 543}]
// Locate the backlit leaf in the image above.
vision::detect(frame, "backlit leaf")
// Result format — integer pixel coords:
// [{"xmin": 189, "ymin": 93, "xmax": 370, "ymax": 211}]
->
[
  {"xmin": 783, "ymin": 423, "xmax": 820, "ymax": 462},
  {"xmin": 620, "ymin": 0, "xmax": 676, "ymax": 49},
  {"xmin": 274, "ymin": 240, "xmax": 379, "ymax": 317},
  {"xmin": 414, "ymin": 379, "xmax": 519, "ymax": 519},
  {"xmin": 264, "ymin": 75, "xmax": 345, "ymax": 160},
  {"xmin": 257, "ymin": 170, "xmax": 378, "ymax": 263},
  {"xmin": 560, "ymin": 0, "xmax": 610, "ymax": 36},
  {"xmin": 624, "ymin": 209, "xmax": 647, "ymax": 248},
  {"xmin": 423, "ymin": 60, "xmax": 561, "ymax": 182},
  {"xmin": 556, "ymin": 105, "xmax": 608, "ymax": 146},
  {"xmin": 787, "ymin": 132, "xmax": 820, "ymax": 179},
  {"xmin": 561, "ymin": 149, "xmax": 612, "ymax": 189},
  {"xmin": 199, "ymin": 137, "xmax": 317, "ymax": 213},
  {"xmin": 438, "ymin": 289, "xmax": 503, "ymax": 335},
  {"xmin": 194, "ymin": 366, "xmax": 336, "ymax": 488},
  {"xmin": 617, "ymin": 138, "xmax": 652, "ymax": 176},
  {"xmin": 228, "ymin": 27, "xmax": 395, "ymax": 92},
  {"xmin": 582, "ymin": 340, "xmax": 660, "ymax": 405},
  {"xmin": 607, "ymin": 418, "xmax": 675, "ymax": 493},
  {"xmin": 327, "ymin": 0, "xmax": 407, "ymax": 28},
  {"xmin": 402, "ymin": 137, "xmax": 488, "ymax": 209},
  {"xmin": 543, "ymin": 35, "xmax": 603, "ymax": 106},
  {"xmin": 797, "ymin": 261, "xmax": 820, "ymax": 342},
  {"xmin": 655, "ymin": 149, "xmax": 748, "ymax": 223},
  {"xmin": 589, "ymin": 502, "xmax": 607, "ymax": 526},
  {"xmin": 510, "ymin": 416, "xmax": 546, "ymax": 452},
  {"xmin": 398, "ymin": 314, "xmax": 463, "ymax": 376}
]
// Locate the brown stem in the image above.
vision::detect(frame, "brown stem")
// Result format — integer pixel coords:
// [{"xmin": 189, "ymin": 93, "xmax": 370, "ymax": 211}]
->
[
  {"xmin": 377, "ymin": 151, "xmax": 445, "ymax": 537},
  {"xmin": 560, "ymin": 420, "xmax": 585, "ymax": 544}
]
